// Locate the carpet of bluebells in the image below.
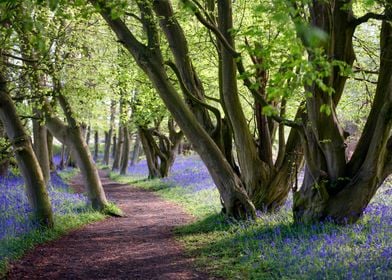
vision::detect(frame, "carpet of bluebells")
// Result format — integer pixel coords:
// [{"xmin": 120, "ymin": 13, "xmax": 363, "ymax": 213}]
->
[
  {"xmin": 128, "ymin": 155, "xmax": 216, "ymax": 192},
  {"xmin": 127, "ymin": 155, "xmax": 392, "ymax": 279},
  {"xmin": 0, "ymin": 171, "xmax": 88, "ymax": 243}
]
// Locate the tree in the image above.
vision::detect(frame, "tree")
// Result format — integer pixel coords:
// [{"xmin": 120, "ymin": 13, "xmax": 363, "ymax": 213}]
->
[
  {"xmin": 0, "ymin": 70, "xmax": 54, "ymax": 227},
  {"xmin": 0, "ymin": 4, "xmax": 54, "ymax": 225},
  {"xmin": 90, "ymin": 0, "xmax": 257, "ymax": 219},
  {"xmin": 139, "ymin": 119, "xmax": 183, "ymax": 178},
  {"xmin": 6, "ymin": 1, "xmax": 113, "ymax": 212},
  {"xmin": 103, "ymin": 100, "xmax": 116, "ymax": 165},
  {"xmin": 291, "ymin": 0, "xmax": 392, "ymax": 223}
]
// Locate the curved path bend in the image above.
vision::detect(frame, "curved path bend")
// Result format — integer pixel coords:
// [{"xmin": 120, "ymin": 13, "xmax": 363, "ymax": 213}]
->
[{"xmin": 7, "ymin": 171, "xmax": 218, "ymax": 280}]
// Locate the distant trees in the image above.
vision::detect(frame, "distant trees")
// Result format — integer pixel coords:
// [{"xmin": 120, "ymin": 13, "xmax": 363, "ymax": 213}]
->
[
  {"xmin": 1, "ymin": 0, "xmax": 391, "ymax": 224},
  {"xmin": 139, "ymin": 119, "xmax": 183, "ymax": 178}
]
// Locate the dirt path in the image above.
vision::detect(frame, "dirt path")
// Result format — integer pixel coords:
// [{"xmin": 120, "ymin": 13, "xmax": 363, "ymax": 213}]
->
[{"xmin": 7, "ymin": 171, "xmax": 217, "ymax": 280}]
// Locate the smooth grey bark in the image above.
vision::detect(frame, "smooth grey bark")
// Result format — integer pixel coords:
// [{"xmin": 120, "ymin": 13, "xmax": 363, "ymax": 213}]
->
[
  {"xmin": 152, "ymin": 0, "xmax": 214, "ymax": 133},
  {"xmin": 0, "ymin": 71, "xmax": 53, "ymax": 227},
  {"xmin": 217, "ymin": 0, "xmax": 270, "ymax": 198},
  {"xmin": 112, "ymin": 97, "xmax": 125, "ymax": 171},
  {"xmin": 112, "ymin": 126, "xmax": 123, "ymax": 170},
  {"xmin": 32, "ymin": 118, "xmax": 50, "ymax": 184},
  {"xmin": 120, "ymin": 126, "xmax": 130, "ymax": 175},
  {"xmin": 103, "ymin": 101, "xmax": 115, "ymax": 165},
  {"xmin": 130, "ymin": 134, "xmax": 141, "ymax": 166}
]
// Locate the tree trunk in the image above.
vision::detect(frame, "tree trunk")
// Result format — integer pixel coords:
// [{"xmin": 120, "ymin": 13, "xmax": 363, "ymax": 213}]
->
[
  {"xmin": 120, "ymin": 126, "xmax": 130, "ymax": 175},
  {"xmin": 217, "ymin": 0, "xmax": 269, "ymax": 199},
  {"xmin": 59, "ymin": 143, "xmax": 66, "ymax": 170},
  {"xmin": 130, "ymin": 134, "xmax": 141, "ymax": 166},
  {"xmin": 32, "ymin": 118, "xmax": 51, "ymax": 185},
  {"xmin": 65, "ymin": 146, "xmax": 76, "ymax": 168},
  {"xmin": 0, "ymin": 121, "xmax": 9, "ymax": 176},
  {"xmin": 103, "ymin": 131, "xmax": 110, "ymax": 165},
  {"xmin": 47, "ymin": 131, "xmax": 55, "ymax": 172},
  {"xmin": 293, "ymin": 3, "xmax": 392, "ymax": 224},
  {"xmin": 152, "ymin": 0, "xmax": 214, "ymax": 134},
  {"xmin": 112, "ymin": 126, "xmax": 123, "ymax": 171},
  {"xmin": 103, "ymin": 100, "xmax": 116, "ymax": 165},
  {"xmin": 94, "ymin": 130, "xmax": 99, "ymax": 161},
  {"xmin": 43, "ymin": 90, "xmax": 109, "ymax": 211},
  {"xmin": 112, "ymin": 96, "xmax": 124, "ymax": 171},
  {"xmin": 112, "ymin": 133, "xmax": 117, "ymax": 159},
  {"xmin": 85, "ymin": 125, "xmax": 91, "ymax": 146},
  {"xmin": 139, "ymin": 127, "xmax": 160, "ymax": 179},
  {"xmin": 0, "ymin": 72, "xmax": 53, "ymax": 227}
]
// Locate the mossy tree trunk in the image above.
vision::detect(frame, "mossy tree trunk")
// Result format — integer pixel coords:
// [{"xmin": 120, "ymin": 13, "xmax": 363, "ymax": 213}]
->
[
  {"xmin": 0, "ymin": 71, "xmax": 53, "ymax": 227},
  {"xmin": 32, "ymin": 117, "xmax": 50, "ymax": 185},
  {"xmin": 43, "ymin": 83, "xmax": 109, "ymax": 211},
  {"xmin": 0, "ymin": 121, "xmax": 9, "ymax": 176},
  {"xmin": 47, "ymin": 131, "xmax": 55, "ymax": 172}
]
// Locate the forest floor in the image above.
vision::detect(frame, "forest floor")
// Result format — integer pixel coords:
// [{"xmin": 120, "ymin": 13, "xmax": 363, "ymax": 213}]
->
[{"xmin": 6, "ymin": 170, "xmax": 218, "ymax": 280}]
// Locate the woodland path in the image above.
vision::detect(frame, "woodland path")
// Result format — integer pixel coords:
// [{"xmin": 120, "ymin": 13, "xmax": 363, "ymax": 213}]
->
[{"xmin": 7, "ymin": 170, "xmax": 218, "ymax": 280}]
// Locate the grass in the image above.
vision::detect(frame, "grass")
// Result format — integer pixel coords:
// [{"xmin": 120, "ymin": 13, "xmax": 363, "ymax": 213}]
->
[{"xmin": 112, "ymin": 156, "xmax": 392, "ymax": 280}]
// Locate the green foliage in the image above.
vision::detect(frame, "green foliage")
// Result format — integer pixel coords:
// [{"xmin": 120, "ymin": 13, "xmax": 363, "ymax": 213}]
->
[
  {"xmin": 0, "ymin": 137, "xmax": 11, "ymax": 162},
  {"xmin": 102, "ymin": 202, "xmax": 124, "ymax": 217},
  {"xmin": 132, "ymin": 71, "xmax": 168, "ymax": 127}
]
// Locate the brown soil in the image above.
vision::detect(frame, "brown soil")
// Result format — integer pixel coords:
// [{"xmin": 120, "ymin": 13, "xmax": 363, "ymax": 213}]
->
[{"xmin": 7, "ymin": 170, "xmax": 219, "ymax": 280}]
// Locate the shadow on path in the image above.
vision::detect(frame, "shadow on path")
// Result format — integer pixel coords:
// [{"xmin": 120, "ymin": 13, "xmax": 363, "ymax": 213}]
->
[{"xmin": 7, "ymin": 170, "xmax": 219, "ymax": 280}]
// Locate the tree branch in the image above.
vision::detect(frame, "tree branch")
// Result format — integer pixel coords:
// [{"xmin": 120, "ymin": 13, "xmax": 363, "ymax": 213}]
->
[
  {"xmin": 165, "ymin": 60, "xmax": 222, "ymax": 135},
  {"xmin": 125, "ymin": 12, "xmax": 142, "ymax": 23},
  {"xmin": 350, "ymin": 13, "xmax": 391, "ymax": 27},
  {"xmin": 185, "ymin": 1, "xmax": 301, "ymax": 129},
  {"xmin": 1, "ymin": 52, "xmax": 37, "ymax": 63}
]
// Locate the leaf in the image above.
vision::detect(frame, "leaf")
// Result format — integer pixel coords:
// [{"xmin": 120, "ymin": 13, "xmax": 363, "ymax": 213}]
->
[
  {"xmin": 320, "ymin": 104, "xmax": 331, "ymax": 116},
  {"xmin": 48, "ymin": 0, "xmax": 58, "ymax": 11}
]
